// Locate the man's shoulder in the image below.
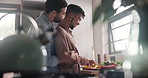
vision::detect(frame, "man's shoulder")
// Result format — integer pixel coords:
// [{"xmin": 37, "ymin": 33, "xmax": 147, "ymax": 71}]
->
[
  {"xmin": 35, "ymin": 13, "xmax": 53, "ymax": 30},
  {"xmin": 35, "ymin": 12, "xmax": 47, "ymax": 23},
  {"xmin": 55, "ymin": 26, "xmax": 64, "ymax": 35},
  {"xmin": 56, "ymin": 26, "xmax": 65, "ymax": 32},
  {"xmin": 36, "ymin": 15, "xmax": 44, "ymax": 23}
]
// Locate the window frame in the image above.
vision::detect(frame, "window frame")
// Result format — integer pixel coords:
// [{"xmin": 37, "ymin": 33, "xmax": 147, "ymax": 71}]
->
[
  {"xmin": 0, "ymin": 3, "xmax": 20, "ymax": 11},
  {"xmin": 0, "ymin": 3, "xmax": 21, "ymax": 32},
  {"xmin": 108, "ymin": 6, "xmax": 135, "ymax": 54}
]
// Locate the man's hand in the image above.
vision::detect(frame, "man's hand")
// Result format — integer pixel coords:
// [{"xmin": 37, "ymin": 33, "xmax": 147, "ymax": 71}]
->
[
  {"xmin": 64, "ymin": 51, "xmax": 78, "ymax": 60},
  {"xmin": 64, "ymin": 51, "xmax": 72, "ymax": 56},
  {"xmin": 89, "ymin": 60, "xmax": 96, "ymax": 67},
  {"xmin": 80, "ymin": 57, "xmax": 90, "ymax": 65}
]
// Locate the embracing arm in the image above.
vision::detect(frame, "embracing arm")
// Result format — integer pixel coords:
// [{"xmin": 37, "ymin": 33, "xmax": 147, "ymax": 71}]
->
[{"xmin": 55, "ymin": 31, "xmax": 76, "ymax": 64}]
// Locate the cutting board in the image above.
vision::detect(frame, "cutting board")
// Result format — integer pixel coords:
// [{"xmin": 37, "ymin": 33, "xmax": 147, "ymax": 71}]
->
[{"xmin": 81, "ymin": 70, "xmax": 99, "ymax": 75}]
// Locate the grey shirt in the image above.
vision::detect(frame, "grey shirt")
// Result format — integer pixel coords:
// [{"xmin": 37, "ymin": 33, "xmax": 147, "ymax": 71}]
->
[{"xmin": 36, "ymin": 12, "xmax": 58, "ymax": 66}]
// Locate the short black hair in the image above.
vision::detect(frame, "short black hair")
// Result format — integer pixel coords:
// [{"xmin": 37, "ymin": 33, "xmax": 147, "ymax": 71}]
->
[
  {"xmin": 66, "ymin": 4, "xmax": 85, "ymax": 18},
  {"xmin": 45, "ymin": 0, "xmax": 67, "ymax": 14}
]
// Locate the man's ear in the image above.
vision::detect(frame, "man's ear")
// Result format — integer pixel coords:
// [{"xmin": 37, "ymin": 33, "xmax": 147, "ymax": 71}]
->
[
  {"xmin": 69, "ymin": 13, "xmax": 74, "ymax": 18},
  {"xmin": 51, "ymin": 10, "xmax": 57, "ymax": 16}
]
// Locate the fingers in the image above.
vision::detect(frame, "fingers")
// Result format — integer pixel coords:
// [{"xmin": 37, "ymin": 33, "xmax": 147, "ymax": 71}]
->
[{"xmin": 80, "ymin": 57, "xmax": 90, "ymax": 65}]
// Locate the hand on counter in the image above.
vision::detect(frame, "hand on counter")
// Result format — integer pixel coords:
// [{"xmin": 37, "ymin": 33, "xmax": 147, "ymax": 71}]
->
[{"xmin": 80, "ymin": 57, "xmax": 90, "ymax": 65}]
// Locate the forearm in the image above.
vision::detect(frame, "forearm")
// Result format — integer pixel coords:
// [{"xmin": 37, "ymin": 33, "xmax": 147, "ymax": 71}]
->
[
  {"xmin": 58, "ymin": 55, "xmax": 77, "ymax": 64},
  {"xmin": 57, "ymin": 51, "xmax": 77, "ymax": 64},
  {"xmin": 64, "ymin": 51, "xmax": 89, "ymax": 65}
]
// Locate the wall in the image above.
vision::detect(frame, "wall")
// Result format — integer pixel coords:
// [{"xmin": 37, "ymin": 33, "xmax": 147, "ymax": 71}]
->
[
  {"xmin": 67, "ymin": 0, "xmax": 93, "ymax": 59},
  {"xmin": 92, "ymin": 0, "xmax": 105, "ymax": 63}
]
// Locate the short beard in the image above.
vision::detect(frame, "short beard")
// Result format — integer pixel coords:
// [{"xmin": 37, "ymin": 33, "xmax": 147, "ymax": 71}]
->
[
  {"xmin": 70, "ymin": 25, "xmax": 74, "ymax": 30},
  {"xmin": 53, "ymin": 18, "xmax": 61, "ymax": 23},
  {"xmin": 53, "ymin": 15, "xmax": 62, "ymax": 23}
]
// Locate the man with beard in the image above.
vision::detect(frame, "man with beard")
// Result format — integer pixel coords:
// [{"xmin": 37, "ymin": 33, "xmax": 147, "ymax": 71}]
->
[
  {"xmin": 34, "ymin": 0, "xmax": 67, "ymax": 73},
  {"xmin": 55, "ymin": 4, "xmax": 90, "ymax": 74}
]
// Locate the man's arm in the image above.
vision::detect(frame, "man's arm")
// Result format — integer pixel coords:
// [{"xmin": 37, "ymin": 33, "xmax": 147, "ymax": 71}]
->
[{"xmin": 55, "ymin": 31, "xmax": 76, "ymax": 64}]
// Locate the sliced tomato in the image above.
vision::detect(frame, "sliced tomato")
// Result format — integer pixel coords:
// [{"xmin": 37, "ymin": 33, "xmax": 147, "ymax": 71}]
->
[{"xmin": 96, "ymin": 65, "xmax": 104, "ymax": 68}]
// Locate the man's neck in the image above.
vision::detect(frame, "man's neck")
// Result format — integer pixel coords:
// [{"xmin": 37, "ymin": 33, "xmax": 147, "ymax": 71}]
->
[
  {"xmin": 59, "ymin": 19, "xmax": 71, "ymax": 32},
  {"xmin": 60, "ymin": 18, "xmax": 70, "ymax": 28}
]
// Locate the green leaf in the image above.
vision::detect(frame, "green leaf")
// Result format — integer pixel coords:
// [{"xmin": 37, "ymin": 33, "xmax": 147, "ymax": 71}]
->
[
  {"xmin": 93, "ymin": 0, "xmax": 116, "ymax": 24},
  {"xmin": 103, "ymin": 7, "xmax": 116, "ymax": 21}
]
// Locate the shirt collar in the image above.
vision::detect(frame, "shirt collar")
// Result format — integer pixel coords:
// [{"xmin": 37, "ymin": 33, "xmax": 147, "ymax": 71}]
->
[{"xmin": 59, "ymin": 24, "xmax": 72, "ymax": 33}]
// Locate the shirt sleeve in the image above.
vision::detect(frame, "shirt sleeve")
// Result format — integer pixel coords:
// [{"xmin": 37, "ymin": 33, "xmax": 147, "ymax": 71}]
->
[
  {"xmin": 55, "ymin": 28, "xmax": 76, "ymax": 64},
  {"xmin": 47, "ymin": 53, "xmax": 59, "ymax": 66}
]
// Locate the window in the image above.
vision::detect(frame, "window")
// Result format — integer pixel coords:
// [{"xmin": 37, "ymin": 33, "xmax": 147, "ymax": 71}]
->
[
  {"xmin": 0, "ymin": 13, "xmax": 16, "ymax": 40},
  {"xmin": 0, "ymin": 3, "xmax": 20, "ymax": 40},
  {"xmin": 108, "ymin": 5, "xmax": 140, "ymax": 54}
]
